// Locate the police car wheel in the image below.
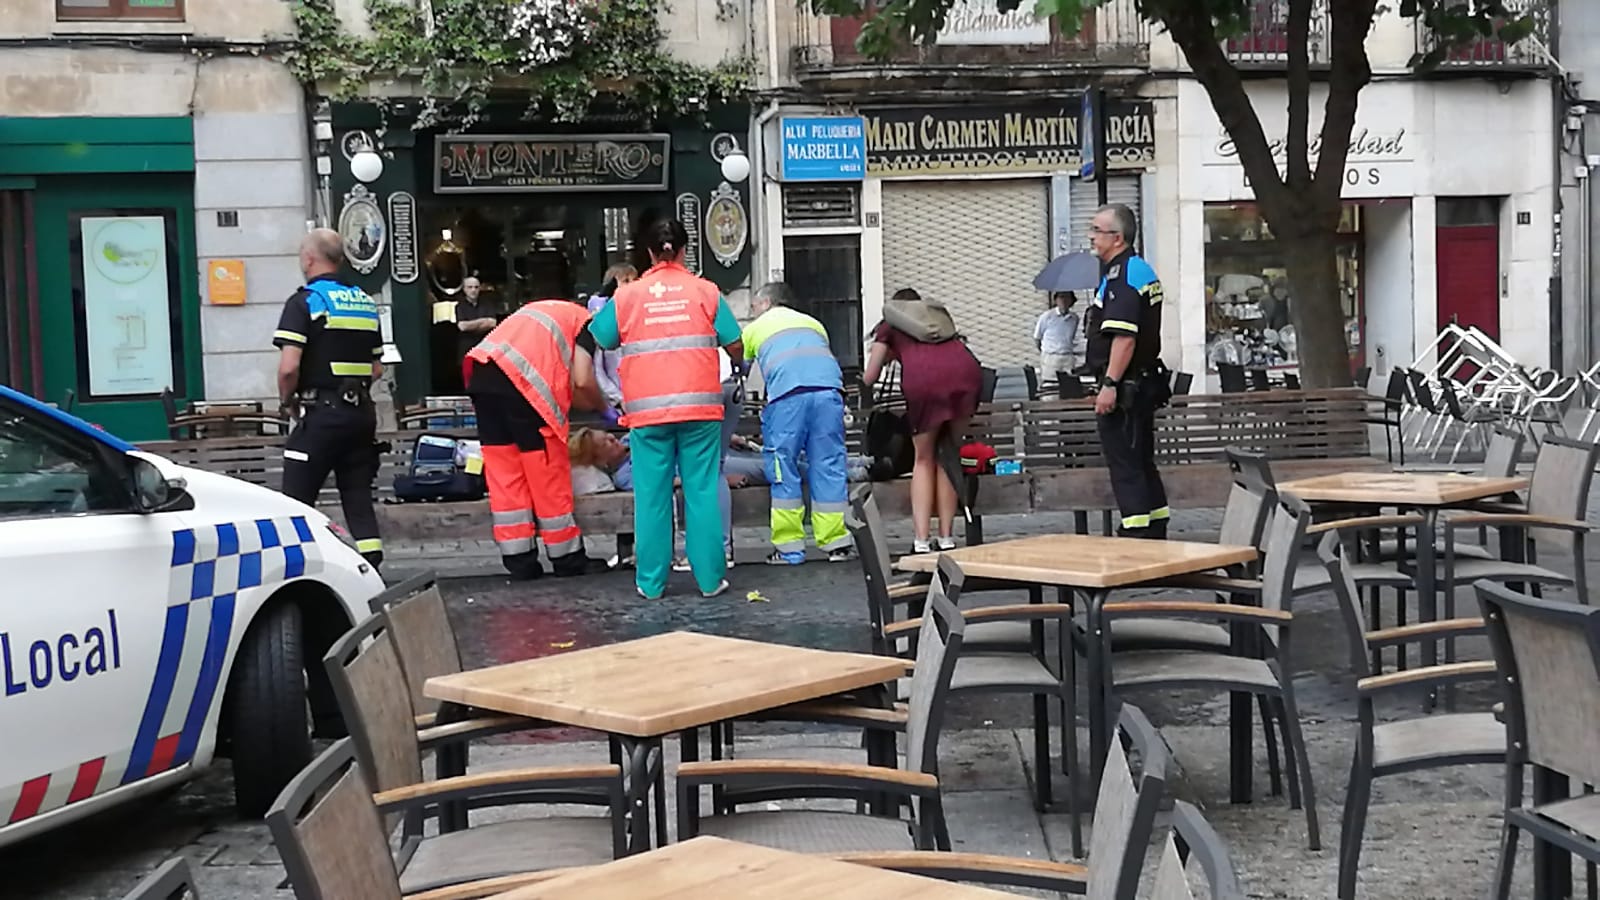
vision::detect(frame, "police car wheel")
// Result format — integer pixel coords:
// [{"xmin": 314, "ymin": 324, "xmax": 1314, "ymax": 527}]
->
[{"xmin": 225, "ymin": 601, "xmax": 313, "ymax": 817}]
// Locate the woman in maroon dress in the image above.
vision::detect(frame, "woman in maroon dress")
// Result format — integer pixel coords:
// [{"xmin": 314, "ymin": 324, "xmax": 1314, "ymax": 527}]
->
[{"xmin": 863, "ymin": 288, "xmax": 983, "ymax": 553}]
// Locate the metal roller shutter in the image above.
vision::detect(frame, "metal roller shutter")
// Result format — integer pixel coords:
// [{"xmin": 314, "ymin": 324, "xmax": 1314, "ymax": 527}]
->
[
  {"xmin": 881, "ymin": 179, "xmax": 1048, "ymax": 367},
  {"xmin": 1068, "ymin": 175, "xmax": 1143, "ymax": 253}
]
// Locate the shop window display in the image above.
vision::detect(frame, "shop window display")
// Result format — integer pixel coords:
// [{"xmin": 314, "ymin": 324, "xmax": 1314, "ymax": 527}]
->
[{"xmin": 1203, "ymin": 204, "xmax": 1363, "ymax": 372}]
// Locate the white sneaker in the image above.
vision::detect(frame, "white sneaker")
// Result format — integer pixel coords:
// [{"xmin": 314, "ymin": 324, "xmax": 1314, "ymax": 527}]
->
[
  {"xmin": 672, "ymin": 557, "xmax": 691, "ymax": 572},
  {"xmin": 701, "ymin": 579, "xmax": 730, "ymax": 598},
  {"xmin": 911, "ymin": 539, "xmax": 932, "ymax": 554},
  {"xmin": 936, "ymin": 536, "xmax": 958, "ymax": 551}
]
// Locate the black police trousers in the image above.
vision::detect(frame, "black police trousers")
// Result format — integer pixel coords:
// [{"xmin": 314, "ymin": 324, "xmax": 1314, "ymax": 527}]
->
[
  {"xmin": 1096, "ymin": 376, "xmax": 1170, "ymax": 539},
  {"xmin": 282, "ymin": 398, "xmax": 383, "ymax": 566}
]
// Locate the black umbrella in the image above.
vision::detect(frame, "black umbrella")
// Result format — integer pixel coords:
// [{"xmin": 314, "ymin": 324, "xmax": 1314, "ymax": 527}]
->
[{"xmin": 1032, "ymin": 251, "xmax": 1102, "ymax": 293}]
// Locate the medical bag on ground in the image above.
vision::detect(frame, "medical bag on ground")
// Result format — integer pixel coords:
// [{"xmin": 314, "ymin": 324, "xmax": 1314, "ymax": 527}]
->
[{"xmin": 392, "ymin": 433, "xmax": 486, "ymax": 502}]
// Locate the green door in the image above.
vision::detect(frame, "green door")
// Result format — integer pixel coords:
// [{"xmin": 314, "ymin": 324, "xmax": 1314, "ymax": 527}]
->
[{"xmin": 31, "ymin": 175, "xmax": 202, "ymax": 441}]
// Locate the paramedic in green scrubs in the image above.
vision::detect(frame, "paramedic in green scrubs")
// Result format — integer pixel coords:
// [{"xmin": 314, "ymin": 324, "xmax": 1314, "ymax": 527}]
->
[{"xmin": 588, "ymin": 219, "xmax": 744, "ymax": 599}]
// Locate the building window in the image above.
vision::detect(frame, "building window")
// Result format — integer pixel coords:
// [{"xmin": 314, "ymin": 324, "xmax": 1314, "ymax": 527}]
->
[
  {"xmin": 1204, "ymin": 203, "xmax": 1363, "ymax": 373},
  {"xmin": 56, "ymin": 0, "xmax": 184, "ymax": 21}
]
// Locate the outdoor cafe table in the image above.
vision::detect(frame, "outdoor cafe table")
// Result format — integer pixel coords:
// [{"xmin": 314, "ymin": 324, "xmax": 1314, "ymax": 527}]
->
[
  {"xmin": 1276, "ymin": 472, "xmax": 1528, "ymax": 671},
  {"xmin": 488, "ymin": 835, "xmax": 1019, "ymax": 899},
  {"xmin": 424, "ymin": 631, "xmax": 908, "ymax": 852},
  {"xmin": 897, "ymin": 534, "xmax": 1258, "ymax": 801}
]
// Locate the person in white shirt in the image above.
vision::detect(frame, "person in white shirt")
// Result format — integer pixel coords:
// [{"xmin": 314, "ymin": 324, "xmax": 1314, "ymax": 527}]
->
[{"xmin": 1035, "ymin": 291, "xmax": 1081, "ymax": 380}]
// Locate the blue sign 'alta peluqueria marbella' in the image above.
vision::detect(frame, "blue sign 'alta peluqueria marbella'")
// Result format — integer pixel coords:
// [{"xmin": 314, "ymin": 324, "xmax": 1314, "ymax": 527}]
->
[{"xmin": 780, "ymin": 116, "xmax": 868, "ymax": 182}]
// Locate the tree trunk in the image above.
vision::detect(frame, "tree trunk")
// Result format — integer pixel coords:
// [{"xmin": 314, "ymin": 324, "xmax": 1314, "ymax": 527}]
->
[{"xmin": 1277, "ymin": 227, "xmax": 1352, "ymax": 387}]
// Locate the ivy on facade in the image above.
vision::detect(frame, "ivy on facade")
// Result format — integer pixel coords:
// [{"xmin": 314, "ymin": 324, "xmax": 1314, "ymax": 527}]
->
[{"xmin": 287, "ymin": 0, "xmax": 751, "ymax": 125}]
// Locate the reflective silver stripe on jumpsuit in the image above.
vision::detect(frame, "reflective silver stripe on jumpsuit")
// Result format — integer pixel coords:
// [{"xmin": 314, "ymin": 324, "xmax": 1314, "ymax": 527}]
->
[
  {"xmin": 478, "ymin": 340, "xmax": 569, "ymax": 430},
  {"xmin": 619, "ymin": 335, "xmax": 719, "ymax": 356},
  {"xmin": 626, "ymin": 392, "xmax": 727, "ymax": 413}
]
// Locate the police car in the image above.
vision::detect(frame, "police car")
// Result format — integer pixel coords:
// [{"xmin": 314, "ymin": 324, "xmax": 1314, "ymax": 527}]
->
[{"xmin": 0, "ymin": 385, "xmax": 384, "ymax": 846}]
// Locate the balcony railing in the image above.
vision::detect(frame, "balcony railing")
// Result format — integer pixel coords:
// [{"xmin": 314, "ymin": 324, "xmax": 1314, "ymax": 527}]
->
[
  {"xmin": 1222, "ymin": 0, "xmax": 1330, "ymax": 67},
  {"xmin": 791, "ymin": 0, "xmax": 1149, "ymax": 74},
  {"xmin": 1415, "ymin": 0, "xmax": 1550, "ymax": 69}
]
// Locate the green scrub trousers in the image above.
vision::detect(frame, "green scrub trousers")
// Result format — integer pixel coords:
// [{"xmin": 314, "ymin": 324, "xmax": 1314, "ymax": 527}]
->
[{"xmin": 632, "ymin": 419, "xmax": 725, "ymax": 597}]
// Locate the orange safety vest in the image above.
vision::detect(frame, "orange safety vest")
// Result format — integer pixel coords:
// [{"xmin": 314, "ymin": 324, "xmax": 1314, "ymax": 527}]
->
[
  {"xmin": 466, "ymin": 299, "xmax": 591, "ymax": 445},
  {"xmin": 613, "ymin": 261, "xmax": 725, "ymax": 428}
]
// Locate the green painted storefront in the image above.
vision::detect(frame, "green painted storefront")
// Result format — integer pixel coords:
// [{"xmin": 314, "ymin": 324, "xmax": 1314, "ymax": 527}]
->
[
  {"xmin": 0, "ymin": 117, "xmax": 202, "ymax": 440},
  {"xmin": 330, "ymin": 102, "xmax": 753, "ymax": 405}
]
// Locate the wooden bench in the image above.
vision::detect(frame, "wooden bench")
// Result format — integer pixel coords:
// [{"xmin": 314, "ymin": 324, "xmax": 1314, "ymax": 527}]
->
[{"xmin": 137, "ymin": 387, "xmax": 1387, "ymax": 552}]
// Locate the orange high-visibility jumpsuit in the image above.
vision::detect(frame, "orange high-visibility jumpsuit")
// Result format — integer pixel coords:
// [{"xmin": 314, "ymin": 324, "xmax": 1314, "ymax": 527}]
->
[{"xmin": 465, "ymin": 300, "xmax": 592, "ymax": 578}]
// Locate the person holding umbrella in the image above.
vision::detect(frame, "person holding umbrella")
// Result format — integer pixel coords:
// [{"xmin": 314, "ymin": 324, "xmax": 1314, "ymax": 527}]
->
[{"xmin": 1034, "ymin": 291, "xmax": 1080, "ymax": 382}]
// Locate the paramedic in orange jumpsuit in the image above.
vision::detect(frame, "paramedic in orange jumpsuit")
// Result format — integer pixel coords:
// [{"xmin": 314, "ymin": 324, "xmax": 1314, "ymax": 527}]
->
[{"xmin": 466, "ymin": 298, "xmax": 607, "ymax": 579}]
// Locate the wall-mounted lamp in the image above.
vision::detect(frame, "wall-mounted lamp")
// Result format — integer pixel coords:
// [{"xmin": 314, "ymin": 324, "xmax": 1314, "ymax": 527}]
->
[
  {"xmin": 351, "ymin": 149, "xmax": 385, "ymax": 184},
  {"xmin": 720, "ymin": 147, "xmax": 751, "ymax": 184}
]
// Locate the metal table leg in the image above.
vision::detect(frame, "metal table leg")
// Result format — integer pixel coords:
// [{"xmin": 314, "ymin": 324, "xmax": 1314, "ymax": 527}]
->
[
  {"xmin": 1085, "ymin": 589, "xmax": 1111, "ymax": 787},
  {"xmin": 618, "ymin": 736, "xmax": 662, "ymax": 853}
]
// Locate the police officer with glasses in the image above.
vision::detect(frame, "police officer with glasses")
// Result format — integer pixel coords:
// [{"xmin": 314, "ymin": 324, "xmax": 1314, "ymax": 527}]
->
[{"xmin": 1087, "ymin": 204, "xmax": 1172, "ymax": 540}]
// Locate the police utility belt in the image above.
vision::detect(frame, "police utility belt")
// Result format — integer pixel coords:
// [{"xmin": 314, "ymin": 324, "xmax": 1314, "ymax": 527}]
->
[
  {"xmin": 1095, "ymin": 360, "xmax": 1173, "ymax": 412},
  {"xmin": 298, "ymin": 379, "xmax": 372, "ymax": 408}
]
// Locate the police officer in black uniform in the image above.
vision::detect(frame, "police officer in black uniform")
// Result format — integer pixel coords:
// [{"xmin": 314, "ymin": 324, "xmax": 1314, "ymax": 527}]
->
[
  {"xmin": 273, "ymin": 229, "xmax": 386, "ymax": 567},
  {"xmin": 1086, "ymin": 204, "xmax": 1172, "ymax": 539}
]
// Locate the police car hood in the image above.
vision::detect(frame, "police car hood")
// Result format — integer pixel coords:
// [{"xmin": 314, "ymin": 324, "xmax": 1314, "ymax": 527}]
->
[{"xmin": 128, "ymin": 449, "xmax": 334, "ymax": 526}]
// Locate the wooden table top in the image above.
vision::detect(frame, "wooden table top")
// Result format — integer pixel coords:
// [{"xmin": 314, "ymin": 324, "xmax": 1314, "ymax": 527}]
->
[
  {"xmin": 424, "ymin": 631, "xmax": 908, "ymax": 738},
  {"xmin": 1277, "ymin": 472, "xmax": 1528, "ymax": 506},
  {"xmin": 489, "ymin": 836, "xmax": 1017, "ymax": 899},
  {"xmin": 895, "ymin": 534, "xmax": 1256, "ymax": 588}
]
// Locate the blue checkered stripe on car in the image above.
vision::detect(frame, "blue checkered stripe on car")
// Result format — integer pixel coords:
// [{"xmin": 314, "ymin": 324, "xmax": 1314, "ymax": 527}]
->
[{"xmin": 119, "ymin": 516, "xmax": 326, "ymax": 785}]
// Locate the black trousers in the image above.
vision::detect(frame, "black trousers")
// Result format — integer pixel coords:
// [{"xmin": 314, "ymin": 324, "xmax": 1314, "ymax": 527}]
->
[
  {"xmin": 282, "ymin": 399, "xmax": 382, "ymax": 564},
  {"xmin": 1097, "ymin": 377, "xmax": 1170, "ymax": 539}
]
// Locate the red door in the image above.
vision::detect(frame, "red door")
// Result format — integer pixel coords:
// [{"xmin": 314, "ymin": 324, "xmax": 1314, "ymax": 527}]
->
[{"xmin": 1436, "ymin": 223, "xmax": 1499, "ymax": 341}]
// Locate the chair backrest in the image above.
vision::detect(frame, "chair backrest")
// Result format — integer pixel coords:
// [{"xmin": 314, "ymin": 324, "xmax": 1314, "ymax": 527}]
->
[
  {"xmin": 1059, "ymin": 376, "xmax": 1088, "ymax": 400},
  {"xmin": 323, "ymin": 615, "xmax": 425, "ymax": 798},
  {"xmin": 905, "ymin": 556, "xmax": 966, "ymax": 778},
  {"xmin": 121, "ymin": 858, "xmax": 199, "ymax": 900},
  {"xmin": 1218, "ymin": 364, "xmax": 1247, "ymax": 394},
  {"xmin": 1524, "ymin": 435, "xmax": 1600, "ymax": 559},
  {"xmin": 1259, "ymin": 494, "xmax": 1312, "ymax": 620},
  {"xmin": 1316, "ymin": 533, "xmax": 1379, "ymax": 679},
  {"xmin": 1407, "ymin": 370, "xmax": 1441, "ymax": 413},
  {"xmin": 1149, "ymin": 800, "xmax": 1245, "ymax": 900},
  {"xmin": 1356, "ymin": 365, "xmax": 1373, "ymax": 390},
  {"xmin": 1217, "ymin": 483, "xmax": 1271, "ymax": 554},
  {"xmin": 1086, "ymin": 705, "xmax": 1169, "ymax": 900},
  {"xmin": 848, "ymin": 485, "xmax": 899, "ymax": 651},
  {"xmin": 1224, "ymin": 446, "xmax": 1276, "ymax": 492},
  {"xmin": 266, "ymin": 738, "xmax": 405, "ymax": 900},
  {"xmin": 1172, "ymin": 371, "xmax": 1194, "ymax": 396},
  {"xmin": 369, "ymin": 573, "xmax": 462, "ymax": 718},
  {"xmin": 1249, "ymin": 369, "xmax": 1271, "ymax": 392},
  {"xmin": 1283, "ymin": 373, "xmax": 1301, "ymax": 391},
  {"xmin": 1481, "ymin": 426, "xmax": 1526, "ymax": 479},
  {"xmin": 1477, "ymin": 581, "xmax": 1600, "ymax": 786}
]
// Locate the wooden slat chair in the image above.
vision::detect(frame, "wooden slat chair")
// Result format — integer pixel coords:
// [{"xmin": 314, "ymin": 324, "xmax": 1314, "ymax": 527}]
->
[
  {"xmin": 1476, "ymin": 581, "xmax": 1600, "ymax": 900},
  {"xmin": 120, "ymin": 858, "xmax": 198, "ymax": 900},
  {"xmin": 1318, "ymin": 534, "xmax": 1504, "ymax": 900},
  {"xmin": 850, "ymin": 484, "xmax": 1083, "ymax": 831},
  {"xmin": 322, "ymin": 616, "xmax": 626, "ymax": 894},
  {"xmin": 1150, "ymin": 800, "xmax": 1246, "ymax": 900},
  {"xmin": 676, "ymin": 557, "xmax": 966, "ymax": 854},
  {"xmin": 1092, "ymin": 493, "xmax": 1323, "ymax": 851},
  {"xmin": 368, "ymin": 572, "xmax": 466, "ymax": 728},
  {"xmin": 267, "ymin": 738, "xmax": 615, "ymax": 900},
  {"xmin": 824, "ymin": 706, "xmax": 1167, "ymax": 899},
  {"xmin": 849, "ymin": 484, "xmax": 1031, "ymax": 657},
  {"xmin": 1436, "ymin": 435, "xmax": 1599, "ymax": 610}
]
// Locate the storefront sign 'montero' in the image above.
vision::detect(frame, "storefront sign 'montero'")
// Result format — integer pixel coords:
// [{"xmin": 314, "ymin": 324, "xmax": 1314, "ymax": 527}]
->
[
  {"xmin": 435, "ymin": 134, "xmax": 671, "ymax": 193},
  {"xmin": 864, "ymin": 100, "xmax": 1155, "ymax": 176}
]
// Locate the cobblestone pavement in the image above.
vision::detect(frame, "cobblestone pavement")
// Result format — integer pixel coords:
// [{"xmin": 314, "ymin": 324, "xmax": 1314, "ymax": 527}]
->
[{"xmin": 3, "ymin": 501, "xmax": 1587, "ymax": 899}]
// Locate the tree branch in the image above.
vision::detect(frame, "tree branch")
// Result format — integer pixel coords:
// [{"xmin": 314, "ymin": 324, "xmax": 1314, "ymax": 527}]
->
[
  {"xmin": 1285, "ymin": 0, "xmax": 1312, "ymax": 190},
  {"xmin": 1161, "ymin": 3, "xmax": 1291, "ymax": 215},
  {"xmin": 1311, "ymin": 0, "xmax": 1378, "ymax": 212}
]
